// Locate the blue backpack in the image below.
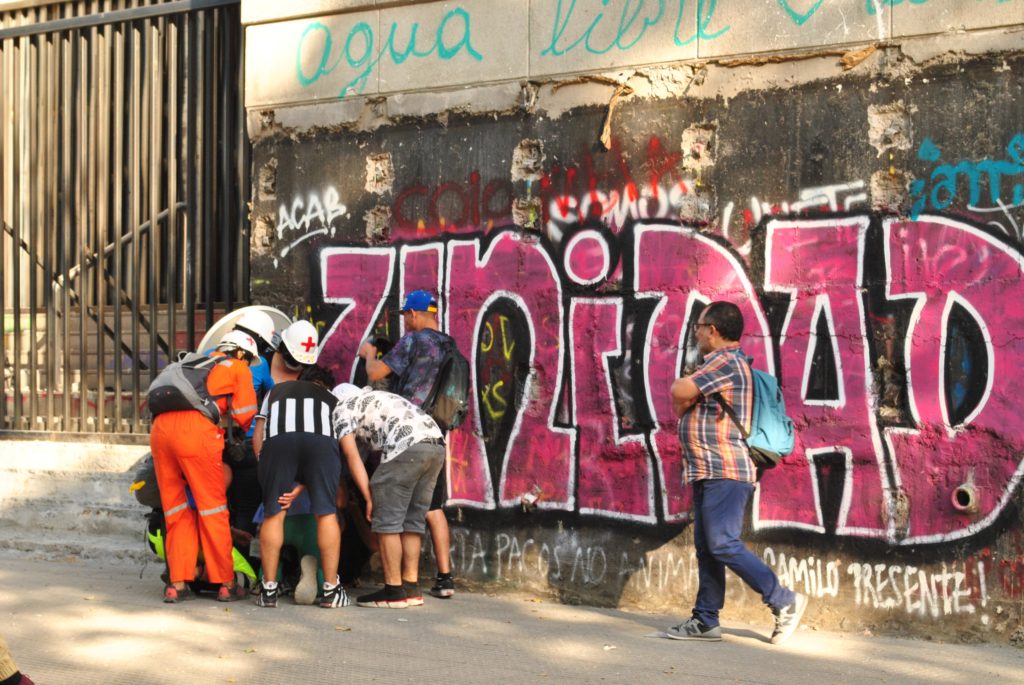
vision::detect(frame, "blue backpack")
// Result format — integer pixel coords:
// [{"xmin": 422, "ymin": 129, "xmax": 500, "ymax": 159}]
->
[{"xmin": 713, "ymin": 360, "xmax": 795, "ymax": 469}]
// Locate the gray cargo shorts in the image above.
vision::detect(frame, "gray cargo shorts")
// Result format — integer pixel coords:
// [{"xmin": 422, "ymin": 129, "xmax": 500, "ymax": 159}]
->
[{"xmin": 369, "ymin": 439, "xmax": 446, "ymax": 534}]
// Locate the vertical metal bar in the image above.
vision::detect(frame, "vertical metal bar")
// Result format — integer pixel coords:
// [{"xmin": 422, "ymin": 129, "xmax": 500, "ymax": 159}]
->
[
  {"xmin": 95, "ymin": 9, "xmax": 111, "ymax": 433},
  {"xmin": 236, "ymin": 4, "xmax": 249, "ymax": 304},
  {"xmin": 77, "ymin": 27, "xmax": 88, "ymax": 431},
  {"xmin": 0, "ymin": 34, "xmax": 11, "ymax": 427},
  {"xmin": 112, "ymin": 18, "xmax": 125, "ymax": 432},
  {"xmin": 147, "ymin": 17, "xmax": 161, "ymax": 388},
  {"xmin": 215, "ymin": 7, "xmax": 230, "ymax": 311},
  {"xmin": 27, "ymin": 32, "xmax": 39, "ymax": 428},
  {"xmin": 12, "ymin": 32, "xmax": 24, "ymax": 428},
  {"xmin": 43, "ymin": 30, "xmax": 58, "ymax": 430},
  {"xmin": 60, "ymin": 27, "xmax": 72, "ymax": 428},
  {"xmin": 0, "ymin": 33, "xmax": 10, "ymax": 429},
  {"xmin": 130, "ymin": 19, "xmax": 142, "ymax": 432},
  {"xmin": 166, "ymin": 15, "xmax": 178, "ymax": 362},
  {"xmin": 184, "ymin": 9, "xmax": 196, "ymax": 350},
  {"xmin": 198, "ymin": 10, "xmax": 213, "ymax": 331}
]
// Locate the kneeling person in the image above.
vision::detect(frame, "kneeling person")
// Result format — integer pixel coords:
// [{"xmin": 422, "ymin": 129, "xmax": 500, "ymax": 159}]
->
[
  {"xmin": 253, "ymin": 321, "xmax": 349, "ymax": 609},
  {"xmin": 332, "ymin": 383, "xmax": 445, "ymax": 608}
]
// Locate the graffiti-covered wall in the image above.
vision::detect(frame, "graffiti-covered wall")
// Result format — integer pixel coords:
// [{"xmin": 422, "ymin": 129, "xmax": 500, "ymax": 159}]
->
[{"xmin": 241, "ymin": 1, "xmax": 1024, "ymax": 641}]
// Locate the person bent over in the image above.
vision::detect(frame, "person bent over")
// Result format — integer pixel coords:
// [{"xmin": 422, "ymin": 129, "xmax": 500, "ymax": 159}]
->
[
  {"xmin": 332, "ymin": 383, "xmax": 445, "ymax": 608},
  {"xmin": 150, "ymin": 331, "xmax": 259, "ymax": 603},
  {"xmin": 253, "ymin": 321, "xmax": 349, "ymax": 609},
  {"xmin": 359, "ymin": 289, "xmax": 457, "ymax": 599}
]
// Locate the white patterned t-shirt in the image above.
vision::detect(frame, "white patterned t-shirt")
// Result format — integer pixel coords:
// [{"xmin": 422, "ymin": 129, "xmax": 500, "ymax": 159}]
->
[{"xmin": 331, "ymin": 388, "xmax": 443, "ymax": 463}]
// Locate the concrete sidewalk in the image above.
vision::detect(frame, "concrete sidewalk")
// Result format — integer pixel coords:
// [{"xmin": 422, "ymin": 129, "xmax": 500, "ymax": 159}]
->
[{"xmin": 1, "ymin": 555, "xmax": 1021, "ymax": 685}]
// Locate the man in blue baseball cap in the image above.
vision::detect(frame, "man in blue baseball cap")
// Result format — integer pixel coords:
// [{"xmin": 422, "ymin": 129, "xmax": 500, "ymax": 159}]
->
[
  {"xmin": 358, "ymin": 289, "xmax": 457, "ymax": 601},
  {"xmin": 400, "ymin": 289, "xmax": 438, "ymax": 315}
]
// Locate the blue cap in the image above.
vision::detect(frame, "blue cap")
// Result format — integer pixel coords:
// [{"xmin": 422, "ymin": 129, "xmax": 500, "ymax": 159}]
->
[{"xmin": 401, "ymin": 290, "xmax": 438, "ymax": 313}]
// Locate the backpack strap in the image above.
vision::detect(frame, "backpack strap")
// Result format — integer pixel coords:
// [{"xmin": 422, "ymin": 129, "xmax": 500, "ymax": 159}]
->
[
  {"xmin": 712, "ymin": 392, "xmax": 751, "ymax": 441},
  {"xmin": 711, "ymin": 354, "xmax": 753, "ymax": 442},
  {"xmin": 421, "ymin": 331, "xmax": 455, "ymax": 408}
]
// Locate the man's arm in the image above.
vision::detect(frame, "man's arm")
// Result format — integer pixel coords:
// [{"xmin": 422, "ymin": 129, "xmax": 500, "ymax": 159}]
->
[
  {"xmin": 358, "ymin": 341, "xmax": 393, "ymax": 382},
  {"xmin": 340, "ymin": 433, "xmax": 372, "ymax": 522},
  {"xmin": 253, "ymin": 416, "xmax": 266, "ymax": 457},
  {"xmin": 671, "ymin": 376, "xmax": 701, "ymax": 418}
]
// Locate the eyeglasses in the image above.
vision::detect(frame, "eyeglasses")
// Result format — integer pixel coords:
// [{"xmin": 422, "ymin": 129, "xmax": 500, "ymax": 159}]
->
[{"xmin": 690, "ymin": 322, "xmax": 713, "ymax": 330}]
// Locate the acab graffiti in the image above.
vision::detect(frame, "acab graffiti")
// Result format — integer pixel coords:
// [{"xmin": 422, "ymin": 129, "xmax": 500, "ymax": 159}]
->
[{"xmin": 316, "ymin": 215, "xmax": 1024, "ymax": 547}]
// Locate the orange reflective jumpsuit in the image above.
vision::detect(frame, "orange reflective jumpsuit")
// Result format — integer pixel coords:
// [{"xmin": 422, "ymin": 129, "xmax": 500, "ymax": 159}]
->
[{"xmin": 150, "ymin": 353, "xmax": 258, "ymax": 585}]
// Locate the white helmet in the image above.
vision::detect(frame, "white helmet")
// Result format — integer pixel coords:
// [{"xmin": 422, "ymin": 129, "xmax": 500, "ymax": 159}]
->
[
  {"xmin": 332, "ymin": 383, "xmax": 362, "ymax": 402},
  {"xmin": 233, "ymin": 310, "xmax": 276, "ymax": 348},
  {"xmin": 280, "ymin": 320, "xmax": 319, "ymax": 366},
  {"xmin": 218, "ymin": 330, "xmax": 262, "ymax": 366}
]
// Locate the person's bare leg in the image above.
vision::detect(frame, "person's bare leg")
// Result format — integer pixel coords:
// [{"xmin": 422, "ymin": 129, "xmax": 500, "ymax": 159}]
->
[
  {"xmin": 400, "ymin": 531, "xmax": 423, "ymax": 584},
  {"xmin": 426, "ymin": 509, "xmax": 451, "ymax": 574},
  {"xmin": 316, "ymin": 513, "xmax": 340, "ymax": 583},
  {"xmin": 378, "ymin": 532, "xmax": 403, "ymax": 586},
  {"xmin": 258, "ymin": 511, "xmax": 286, "ymax": 583}
]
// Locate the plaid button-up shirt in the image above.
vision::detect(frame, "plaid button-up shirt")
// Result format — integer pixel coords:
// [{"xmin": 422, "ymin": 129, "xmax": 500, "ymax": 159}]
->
[{"xmin": 678, "ymin": 344, "xmax": 757, "ymax": 484}]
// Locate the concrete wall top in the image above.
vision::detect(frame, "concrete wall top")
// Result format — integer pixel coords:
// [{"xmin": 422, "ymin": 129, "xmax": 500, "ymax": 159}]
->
[{"xmin": 242, "ymin": 0, "xmax": 1023, "ymax": 109}]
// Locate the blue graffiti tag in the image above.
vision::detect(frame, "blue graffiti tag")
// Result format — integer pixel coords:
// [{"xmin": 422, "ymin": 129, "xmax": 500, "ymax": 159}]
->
[
  {"xmin": 777, "ymin": 0, "xmax": 824, "ymax": 26},
  {"xmin": 541, "ymin": 0, "xmax": 729, "ymax": 56},
  {"xmin": 867, "ymin": 0, "xmax": 1012, "ymax": 15},
  {"xmin": 909, "ymin": 134, "xmax": 1024, "ymax": 219},
  {"xmin": 296, "ymin": 8, "xmax": 482, "ymax": 98}
]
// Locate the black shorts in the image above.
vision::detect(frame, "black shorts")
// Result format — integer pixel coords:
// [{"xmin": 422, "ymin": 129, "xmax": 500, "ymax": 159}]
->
[{"xmin": 258, "ymin": 432, "xmax": 342, "ymax": 517}]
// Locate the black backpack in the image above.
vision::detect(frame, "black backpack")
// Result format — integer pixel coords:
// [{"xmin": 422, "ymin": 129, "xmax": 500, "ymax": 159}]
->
[
  {"xmin": 147, "ymin": 353, "xmax": 223, "ymax": 424},
  {"xmin": 421, "ymin": 335, "xmax": 471, "ymax": 432}
]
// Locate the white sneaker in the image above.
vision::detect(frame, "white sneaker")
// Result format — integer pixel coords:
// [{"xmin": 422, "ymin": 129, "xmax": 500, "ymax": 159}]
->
[
  {"xmin": 294, "ymin": 555, "xmax": 318, "ymax": 605},
  {"xmin": 771, "ymin": 593, "xmax": 808, "ymax": 645}
]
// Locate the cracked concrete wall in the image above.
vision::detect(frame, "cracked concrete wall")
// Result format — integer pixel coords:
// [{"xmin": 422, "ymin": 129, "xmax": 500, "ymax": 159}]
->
[{"xmin": 242, "ymin": 1, "xmax": 1024, "ymax": 644}]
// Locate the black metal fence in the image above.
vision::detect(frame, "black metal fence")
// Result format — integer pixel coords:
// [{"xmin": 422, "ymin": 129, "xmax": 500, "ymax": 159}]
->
[{"xmin": 0, "ymin": 0, "xmax": 248, "ymax": 438}]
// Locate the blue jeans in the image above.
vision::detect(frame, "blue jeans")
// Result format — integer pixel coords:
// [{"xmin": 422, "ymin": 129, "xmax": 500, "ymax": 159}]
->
[{"xmin": 691, "ymin": 478, "xmax": 794, "ymax": 627}]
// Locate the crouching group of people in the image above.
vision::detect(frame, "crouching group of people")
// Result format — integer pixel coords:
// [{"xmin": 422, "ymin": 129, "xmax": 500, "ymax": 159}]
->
[
  {"xmin": 149, "ymin": 290, "xmax": 457, "ymax": 609},
  {"xmin": 254, "ymin": 379, "xmax": 445, "ymax": 609}
]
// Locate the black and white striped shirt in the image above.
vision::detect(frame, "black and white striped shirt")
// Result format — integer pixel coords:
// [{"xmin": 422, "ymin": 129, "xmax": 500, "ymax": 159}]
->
[{"xmin": 258, "ymin": 380, "xmax": 338, "ymax": 439}]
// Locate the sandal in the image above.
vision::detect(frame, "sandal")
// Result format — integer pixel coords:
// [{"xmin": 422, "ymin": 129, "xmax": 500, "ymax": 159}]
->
[
  {"xmin": 217, "ymin": 583, "xmax": 248, "ymax": 602},
  {"xmin": 163, "ymin": 584, "xmax": 195, "ymax": 603}
]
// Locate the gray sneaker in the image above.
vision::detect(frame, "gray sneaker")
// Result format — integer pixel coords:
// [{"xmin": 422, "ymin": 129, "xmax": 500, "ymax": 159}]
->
[
  {"xmin": 771, "ymin": 593, "xmax": 808, "ymax": 645},
  {"xmin": 666, "ymin": 617, "xmax": 722, "ymax": 641}
]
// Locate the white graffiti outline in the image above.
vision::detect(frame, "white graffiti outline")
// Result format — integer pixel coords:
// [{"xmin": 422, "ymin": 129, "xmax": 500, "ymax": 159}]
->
[
  {"xmin": 801, "ymin": 293, "xmax": 847, "ymax": 408},
  {"xmin": 762, "ymin": 217, "xmax": 891, "ymax": 540},
  {"xmin": 318, "ymin": 246, "xmax": 396, "ymax": 384},
  {"xmin": 399, "ymin": 243, "xmax": 445, "ymax": 333},
  {"xmin": 883, "ymin": 214, "xmax": 1024, "ymax": 545},
  {"xmin": 939, "ymin": 291, "xmax": 995, "ymax": 437},
  {"xmin": 569, "ymin": 297, "xmax": 656, "ymax": 524},
  {"xmin": 634, "ymin": 224, "xmax": 772, "ymax": 523},
  {"xmin": 445, "ymin": 234, "xmax": 574, "ymax": 512},
  {"xmin": 564, "ymin": 229, "xmax": 612, "ymax": 286}
]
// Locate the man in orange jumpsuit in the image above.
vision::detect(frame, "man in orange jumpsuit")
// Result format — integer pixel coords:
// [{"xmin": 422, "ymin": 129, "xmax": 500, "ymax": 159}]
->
[{"xmin": 150, "ymin": 331, "xmax": 260, "ymax": 602}]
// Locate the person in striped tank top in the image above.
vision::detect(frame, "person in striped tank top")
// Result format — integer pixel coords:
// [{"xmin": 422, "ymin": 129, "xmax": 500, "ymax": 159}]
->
[
  {"xmin": 253, "ymin": 320, "xmax": 350, "ymax": 609},
  {"xmin": 667, "ymin": 301, "xmax": 807, "ymax": 645}
]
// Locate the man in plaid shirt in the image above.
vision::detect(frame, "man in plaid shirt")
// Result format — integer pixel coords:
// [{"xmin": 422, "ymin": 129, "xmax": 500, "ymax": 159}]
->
[{"xmin": 667, "ymin": 301, "xmax": 807, "ymax": 645}]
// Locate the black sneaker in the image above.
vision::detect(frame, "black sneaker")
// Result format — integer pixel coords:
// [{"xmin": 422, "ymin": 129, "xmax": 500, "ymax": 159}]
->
[
  {"xmin": 403, "ymin": 582, "xmax": 424, "ymax": 607},
  {"xmin": 320, "ymin": 578, "xmax": 351, "ymax": 608},
  {"xmin": 255, "ymin": 580, "xmax": 279, "ymax": 608},
  {"xmin": 429, "ymin": 574, "xmax": 455, "ymax": 599},
  {"xmin": 357, "ymin": 585, "xmax": 408, "ymax": 609}
]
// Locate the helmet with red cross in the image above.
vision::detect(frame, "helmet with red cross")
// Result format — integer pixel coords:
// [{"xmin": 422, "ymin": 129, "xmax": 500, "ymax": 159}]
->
[{"xmin": 280, "ymin": 320, "xmax": 319, "ymax": 366}]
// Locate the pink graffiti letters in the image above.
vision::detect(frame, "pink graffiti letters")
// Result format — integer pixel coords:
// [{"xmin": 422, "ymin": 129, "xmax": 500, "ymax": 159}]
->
[{"xmin": 317, "ymin": 216, "xmax": 1024, "ymax": 543}]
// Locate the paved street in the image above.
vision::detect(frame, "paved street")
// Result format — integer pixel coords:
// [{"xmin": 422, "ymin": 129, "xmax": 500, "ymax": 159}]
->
[{"xmin": 1, "ymin": 555, "xmax": 1021, "ymax": 685}]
